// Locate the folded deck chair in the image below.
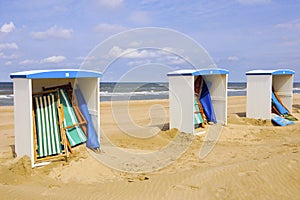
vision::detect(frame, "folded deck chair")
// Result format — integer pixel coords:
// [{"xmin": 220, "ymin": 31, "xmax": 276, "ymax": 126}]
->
[
  {"xmin": 43, "ymin": 82, "xmax": 73, "ymax": 104},
  {"xmin": 194, "ymin": 96, "xmax": 204, "ymax": 127},
  {"xmin": 194, "ymin": 76, "xmax": 208, "ymax": 124},
  {"xmin": 272, "ymin": 90, "xmax": 297, "ymax": 121},
  {"xmin": 34, "ymin": 93, "xmax": 62, "ymax": 158},
  {"xmin": 271, "ymin": 113, "xmax": 294, "ymax": 126},
  {"xmin": 194, "ymin": 76, "xmax": 203, "ymax": 95},
  {"xmin": 271, "ymin": 92, "xmax": 289, "ymax": 115},
  {"xmin": 59, "ymin": 89, "xmax": 87, "ymax": 147}
]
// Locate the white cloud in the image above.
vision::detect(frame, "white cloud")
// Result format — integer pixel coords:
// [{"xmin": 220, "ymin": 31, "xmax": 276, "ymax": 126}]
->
[
  {"xmin": 228, "ymin": 56, "xmax": 239, "ymax": 61},
  {"xmin": 31, "ymin": 26, "xmax": 73, "ymax": 40},
  {"xmin": 107, "ymin": 46, "xmax": 188, "ymax": 62},
  {"xmin": 107, "ymin": 46, "xmax": 158, "ymax": 59},
  {"xmin": 125, "ymin": 49, "xmax": 155, "ymax": 58},
  {"xmin": 5, "ymin": 61, "xmax": 12, "ymax": 65},
  {"xmin": 155, "ymin": 53, "xmax": 187, "ymax": 65},
  {"xmin": 165, "ymin": 55, "xmax": 186, "ymax": 64},
  {"xmin": 107, "ymin": 46, "xmax": 188, "ymax": 66},
  {"xmin": 276, "ymin": 19, "xmax": 300, "ymax": 31},
  {"xmin": 41, "ymin": 56, "xmax": 66, "ymax": 63},
  {"xmin": 129, "ymin": 11, "xmax": 151, "ymax": 24},
  {"xmin": 95, "ymin": 0, "xmax": 123, "ymax": 8},
  {"xmin": 235, "ymin": 0, "xmax": 271, "ymax": 5},
  {"xmin": 127, "ymin": 60, "xmax": 151, "ymax": 66},
  {"xmin": 160, "ymin": 47, "xmax": 185, "ymax": 56},
  {"xmin": 94, "ymin": 23, "xmax": 126, "ymax": 33},
  {"xmin": 0, "ymin": 43, "xmax": 18, "ymax": 50},
  {"xmin": 0, "ymin": 52, "xmax": 17, "ymax": 59},
  {"xmin": 129, "ymin": 41, "xmax": 142, "ymax": 47},
  {"xmin": 19, "ymin": 59, "xmax": 39, "ymax": 65},
  {"xmin": 76, "ymin": 56, "xmax": 97, "ymax": 61},
  {"xmin": 0, "ymin": 22, "xmax": 15, "ymax": 33},
  {"xmin": 127, "ymin": 56, "xmax": 185, "ymax": 66},
  {"xmin": 107, "ymin": 46, "xmax": 123, "ymax": 58}
]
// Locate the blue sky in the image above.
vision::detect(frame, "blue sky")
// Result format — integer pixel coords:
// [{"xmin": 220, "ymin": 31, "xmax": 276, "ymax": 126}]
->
[{"xmin": 0, "ymin": 0, "xmax": 300, "ymax": 82}]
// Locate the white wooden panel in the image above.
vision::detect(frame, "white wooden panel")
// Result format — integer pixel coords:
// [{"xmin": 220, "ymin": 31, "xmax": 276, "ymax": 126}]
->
[
  {"xmin": 75, "ymin": 78, "xmax": 100, "ymax": 145},
  {"xmin": 203, "ymin": 74, "xmax": 227, "ymax": 124},
  {"xmin": 246, "ymin": 75, "xmax": 272, "ymax": 119},
  {"xmin": 272, "ymin": 75, "xmax": 293, "ymax": 111},
  {"xmin": 223, "ymin": 74, "xmax": 228, "ymax": 124},
  {"xmin": 14, "ymin": 79, "xmax": 33, "ymax": 165},
  {"xmin": 169, "ymin": 76, "xmax": 194, "ymax": 133}
]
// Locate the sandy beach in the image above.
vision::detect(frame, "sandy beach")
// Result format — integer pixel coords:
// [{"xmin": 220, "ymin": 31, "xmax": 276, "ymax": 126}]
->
[{"xmin": 0, "ymin": 95, "xmax": 300, "ymax": 199}]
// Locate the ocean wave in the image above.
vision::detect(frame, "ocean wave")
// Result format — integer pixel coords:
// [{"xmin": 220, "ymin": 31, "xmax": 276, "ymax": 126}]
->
[
  {"xmin": 227, "ymin": 88, "xmax": 246, "ymax": 92},
  {"xmin": 100, "ymin": 90, "xmax": 169, "ymax": 97},
  {"xmin": 293, "ymin": 88, "xmax": 300, "ymax": 94},
  {"xmin": 0, "ymin": 87, "xmax": 299, "ymax": 106},
  {"xmin": 0, "ymin": 94, "xmax": 14, "ymax": 99}
]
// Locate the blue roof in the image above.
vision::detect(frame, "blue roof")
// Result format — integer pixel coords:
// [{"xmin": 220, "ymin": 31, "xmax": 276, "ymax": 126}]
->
[
  {"xmin": 246, "ymin": 69, "xmax": 295, "ymax": 76},
  {"xmin": 10, "ymin": 69, "xmax": 102, "ymax": 79},
  {"xmin": 167, "ymin": 68, "xmax": 229, "ymax": 76}
]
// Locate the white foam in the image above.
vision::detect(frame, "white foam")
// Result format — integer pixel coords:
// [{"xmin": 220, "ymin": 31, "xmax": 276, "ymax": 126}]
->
[
  {"xmin": 100, "ymin": 91, "xmax": 169, "ymax": 97},
  {"xmin": 0, "ymin": 94, "xmax": 13, "ymax": 99}
]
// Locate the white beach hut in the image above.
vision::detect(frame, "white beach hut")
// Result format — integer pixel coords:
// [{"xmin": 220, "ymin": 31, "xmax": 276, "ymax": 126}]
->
[
  {"xmin": 167, "ymin": 68, "xmax": 228, "ymax": 134},
  {"xmin": 246, "ymin": 69, "xmax": 295, "ymax": 120},
  {"xmin": 10, "ymin": 69, "xmax": 102, "ymax": 167}
]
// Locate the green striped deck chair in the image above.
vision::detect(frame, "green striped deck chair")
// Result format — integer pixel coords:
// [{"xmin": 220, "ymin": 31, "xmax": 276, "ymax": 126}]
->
[
  {"xmin": 34, "ymin": 93, "xmax": 62, "ymax": 158},
  {"xmin": 194, "ymin": 96, "xmax": 204, "ymax": 126},
  {"xmin": 59, "ymin": 89, "xmax": 87, "ymax": 147}
]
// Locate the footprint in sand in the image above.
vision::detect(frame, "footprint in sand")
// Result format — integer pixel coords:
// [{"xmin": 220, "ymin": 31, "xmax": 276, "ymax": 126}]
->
[
  {"xmin": 216, "ymin": 187, "xmax": 229, "ymax": 199},
  {"xmin": 172, "ymin": 184, "xmax": 200, "ymax": 191},
  {"xmin": 287, "ymin": 159, "xmax": 298, "ymax": 169},
  {"xmin": 237, "ymin": 170, "xmax": 258, "ymax": 177}
]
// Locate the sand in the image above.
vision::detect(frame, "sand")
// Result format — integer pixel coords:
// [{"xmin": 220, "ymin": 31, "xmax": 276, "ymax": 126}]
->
[{"xmin": 0, "ymin": 95, "xmax": 300, "ymax": 199}]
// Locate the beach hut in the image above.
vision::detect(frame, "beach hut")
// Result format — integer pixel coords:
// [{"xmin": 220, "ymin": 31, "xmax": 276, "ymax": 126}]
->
[
  {"xmin": 10, "ymin": 69, "xmax": 102, "ymax": 167},
  {"xmin": 246, "ymin": 69, "xmax": 295, "ymax": 120},
  {"xmin": 167, "ymin": 68, "xmax": 228, "ymax": 134}
]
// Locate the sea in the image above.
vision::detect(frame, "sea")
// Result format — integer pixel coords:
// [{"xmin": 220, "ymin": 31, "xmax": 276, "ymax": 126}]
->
[{"xmin": 1, "ymin": 82, "xmax": 300, "ymax": 106}]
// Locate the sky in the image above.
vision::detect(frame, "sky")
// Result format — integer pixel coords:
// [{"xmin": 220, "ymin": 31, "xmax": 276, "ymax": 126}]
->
[{"xmin": 0, "ymin": 0, "xmax": 300, "ymax": 82}]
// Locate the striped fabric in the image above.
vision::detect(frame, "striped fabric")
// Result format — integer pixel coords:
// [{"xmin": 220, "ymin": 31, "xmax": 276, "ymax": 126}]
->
[
  {"xmin": 59, "ymin": 89, "xmax": 87, "ymax": 147},
  {"xmin": 194, "ymin": 97, "xmax": 204, "ymax": 125},
  {"xmin": 34, "ymin": 93, "xmax": 62, "ymax": 157}
]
